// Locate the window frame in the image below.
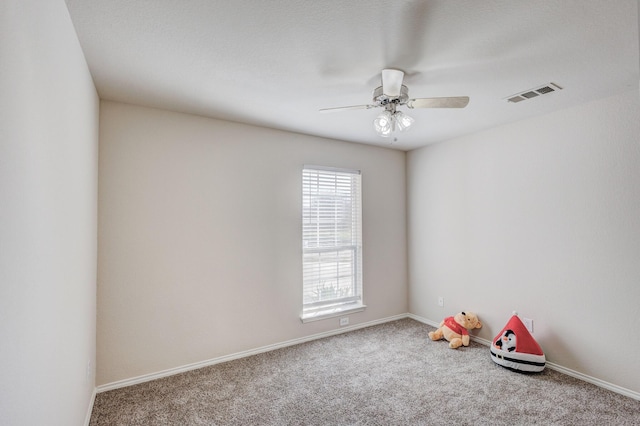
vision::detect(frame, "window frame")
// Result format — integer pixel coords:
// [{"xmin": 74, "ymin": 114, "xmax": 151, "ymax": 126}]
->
[{"xmin": 300, "ymin": 165, "xmax": 365, "ymax": 323}]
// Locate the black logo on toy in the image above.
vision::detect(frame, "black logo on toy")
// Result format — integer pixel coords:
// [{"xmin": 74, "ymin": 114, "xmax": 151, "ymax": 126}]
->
[{"xmin": 495, "ymin": 329, "xmax": 517, "ymax": 352}]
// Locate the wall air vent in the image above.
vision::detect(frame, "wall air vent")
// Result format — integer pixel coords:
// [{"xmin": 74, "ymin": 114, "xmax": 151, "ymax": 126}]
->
[{"xmin": 506, "ymin": 83, "xmax": 563, "ymax": 103}]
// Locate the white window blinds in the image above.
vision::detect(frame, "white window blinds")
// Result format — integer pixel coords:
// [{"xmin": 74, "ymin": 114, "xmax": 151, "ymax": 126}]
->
[{"xmin": 301, "ymin": 166, "xmax": 363, "ymax": 320}]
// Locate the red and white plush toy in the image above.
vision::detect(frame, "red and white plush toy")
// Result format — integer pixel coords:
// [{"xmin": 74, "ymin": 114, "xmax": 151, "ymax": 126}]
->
[
  {"xmin": 490, "ymin": 313, "xmax": 546, "ymax": 372},
  {"xmin": 428, "ymin": 311, "xmax": 482, "ymax": 349}
]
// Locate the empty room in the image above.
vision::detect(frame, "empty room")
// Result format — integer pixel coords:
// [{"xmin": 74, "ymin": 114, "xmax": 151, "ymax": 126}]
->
[{"xmin": 2, "ymin": 1, "xmax": 640, "ymax": 425}]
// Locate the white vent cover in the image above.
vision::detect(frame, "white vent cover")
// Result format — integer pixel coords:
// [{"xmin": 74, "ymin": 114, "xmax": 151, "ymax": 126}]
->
[{"xmin": 506, "ymin": 83, "xmax": 563, "ymax": 103}]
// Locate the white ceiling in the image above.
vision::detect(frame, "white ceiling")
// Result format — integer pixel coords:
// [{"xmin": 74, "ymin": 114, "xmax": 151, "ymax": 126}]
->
[{"xmin": 65, "ymin": 0, "xmax": 639, "ymax": 151}]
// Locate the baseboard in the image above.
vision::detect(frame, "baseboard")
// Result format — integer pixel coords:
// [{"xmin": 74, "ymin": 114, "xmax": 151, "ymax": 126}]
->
[
  {"xmin": 543, "ymin": 361, "xmax": 640, "ymax": 401},
  {"xmin": 407, "ymin": 313, "xmax": 440, "ymax": 328},
  {"xmin": 408, "ymin": 313, "xmax": 640, "ymax": 401},
  {"xmin": 96, "ymin": 312, "xmax": 640, "ymax": 401},
  {"xmin": 84, "ymin": 387, "xmax": 96, "ymax": 426},
  {"xmin": 96, "ymin": 313, "xmax": 410, "ymax": 393}
]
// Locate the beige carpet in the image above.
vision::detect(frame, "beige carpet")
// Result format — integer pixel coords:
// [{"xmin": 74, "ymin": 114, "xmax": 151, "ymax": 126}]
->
[{"xmin": 90, "ymin": 318, "xmax": 640, "ymax": 425}]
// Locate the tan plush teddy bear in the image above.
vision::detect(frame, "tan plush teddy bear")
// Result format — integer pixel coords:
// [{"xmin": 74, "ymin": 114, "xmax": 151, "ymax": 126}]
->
[{"xmin": 428, "ymin": 311, "xmax": 482, "ymax": 349}]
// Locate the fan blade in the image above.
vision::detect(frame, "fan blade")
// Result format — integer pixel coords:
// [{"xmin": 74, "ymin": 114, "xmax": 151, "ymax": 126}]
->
[
  {"xmin": 319, "ymin": 104, "xmax": 376, "ymax": 113},
  {"xmin": 407, "ymin": 96, "xmax": 470, "ymax": 109},
  {"xmin": 381, "ymin": 69, "xmax": 404, "ymax": 97}
]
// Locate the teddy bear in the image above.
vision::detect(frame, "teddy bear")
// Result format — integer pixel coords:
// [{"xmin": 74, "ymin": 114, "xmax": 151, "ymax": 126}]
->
[{"xmin": 428, "ymin": 311, "xmax": 482, "ymax": 349}]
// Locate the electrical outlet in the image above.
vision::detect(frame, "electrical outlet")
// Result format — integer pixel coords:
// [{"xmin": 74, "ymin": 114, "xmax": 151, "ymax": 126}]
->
[
  {"xmin": 522, "ymin": 317, "xmax": 534, "ymax": 333},
  {"xmin": 339, "ymin": 317, "xmax": 349, "ymax": 326},
  {"xmin": 438, "ymin": 297, "xmax": 444, "ymax": 307}
]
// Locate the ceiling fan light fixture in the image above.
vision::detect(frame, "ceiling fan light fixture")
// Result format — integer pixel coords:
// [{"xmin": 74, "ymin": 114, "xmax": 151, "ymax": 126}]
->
[
  {"xmin": 373, "ymin": 110, "xmax": 413, "ymax": 137},
  {"xmin": 394, "ymin": 111, "xmax": 414, "ymax": 132},
  {"xmin": 373, "ymin": 110, "xmax": 393, "ymax": 137}
]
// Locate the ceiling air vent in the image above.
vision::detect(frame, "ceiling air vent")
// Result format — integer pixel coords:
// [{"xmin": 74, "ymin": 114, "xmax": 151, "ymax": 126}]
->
[
  {"xmin": 507, "ymin": 95, "xmax": 526, "ymax": 103},
  {"xmin": 506, "ymin": 83, "xmax": 563, "ymax": 103}
]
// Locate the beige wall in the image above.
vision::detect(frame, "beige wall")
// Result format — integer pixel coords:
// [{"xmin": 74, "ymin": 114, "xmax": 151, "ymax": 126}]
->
[
  {"xmin": 407, "ymin": 89, "xmax": 640, "ymax": 394},
  {"xmin": 97, "ymin": 101, "xmax": 408, "ymax": 385},
  {"xmin": 0, "ymin": 1, "xmax": 99, "ymax": 425}
]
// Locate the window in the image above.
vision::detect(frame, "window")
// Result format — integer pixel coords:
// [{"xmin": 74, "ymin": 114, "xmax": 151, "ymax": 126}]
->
[{"xmin": 301, "ymin": 166, "xmax": 364, "ymax": 322}]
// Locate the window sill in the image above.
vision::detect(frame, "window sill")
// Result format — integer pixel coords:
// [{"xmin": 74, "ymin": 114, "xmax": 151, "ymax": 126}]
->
[{"xmin": 300, "ymin": 304, "xmax": 366, "ymax": 323}]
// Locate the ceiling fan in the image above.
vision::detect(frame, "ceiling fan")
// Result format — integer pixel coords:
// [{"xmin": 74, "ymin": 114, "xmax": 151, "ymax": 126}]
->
[{"xmin": 320, "ymin": 69, "xmax": 469, "ymax": 137}]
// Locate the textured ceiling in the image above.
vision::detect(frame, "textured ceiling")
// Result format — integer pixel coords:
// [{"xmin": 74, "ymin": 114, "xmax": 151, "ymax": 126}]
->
[{"xmin": 65, "ymin": 0, "xmax": 639, "ymax": 150}]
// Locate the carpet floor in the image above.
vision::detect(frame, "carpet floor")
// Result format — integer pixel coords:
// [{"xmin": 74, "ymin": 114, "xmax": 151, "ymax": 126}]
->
[{"xmin": 90, "ymin": 318, "xmax": 640, "ymax": 425}]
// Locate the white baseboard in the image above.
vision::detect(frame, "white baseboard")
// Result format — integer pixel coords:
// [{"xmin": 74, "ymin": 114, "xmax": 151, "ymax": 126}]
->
[
  {"xmin": 95, "ymin": 312, "xmax": 639, "ymax": 402},
  {"xmin": 407, "ymin": 313, "xmax": 440, "ymax": 328},
  {"xmin": 96, "ymin": 313, "xmax": 409, "ymax": 393},
  {"xmin": 84, "ymin": 388, "xmax": 96, "ymax": 426},
  {"xmin": 543, "ymin": 361, "xmax": 640, "ymax": 401},
  {"xmin": 408, "ymin": 313, "xmax": 640, "ymax": 401}
]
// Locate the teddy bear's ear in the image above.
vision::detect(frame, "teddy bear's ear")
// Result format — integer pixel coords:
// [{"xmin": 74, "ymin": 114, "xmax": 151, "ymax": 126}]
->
[{"xmin": 475, "ymin": 321, "xmax": 483, "ymax": 329}]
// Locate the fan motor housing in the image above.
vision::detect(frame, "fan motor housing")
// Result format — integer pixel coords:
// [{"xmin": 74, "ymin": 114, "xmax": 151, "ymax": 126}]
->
[{"xmin": 373, "ymin": 85, "xmax": 409, "ymax": 107}]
